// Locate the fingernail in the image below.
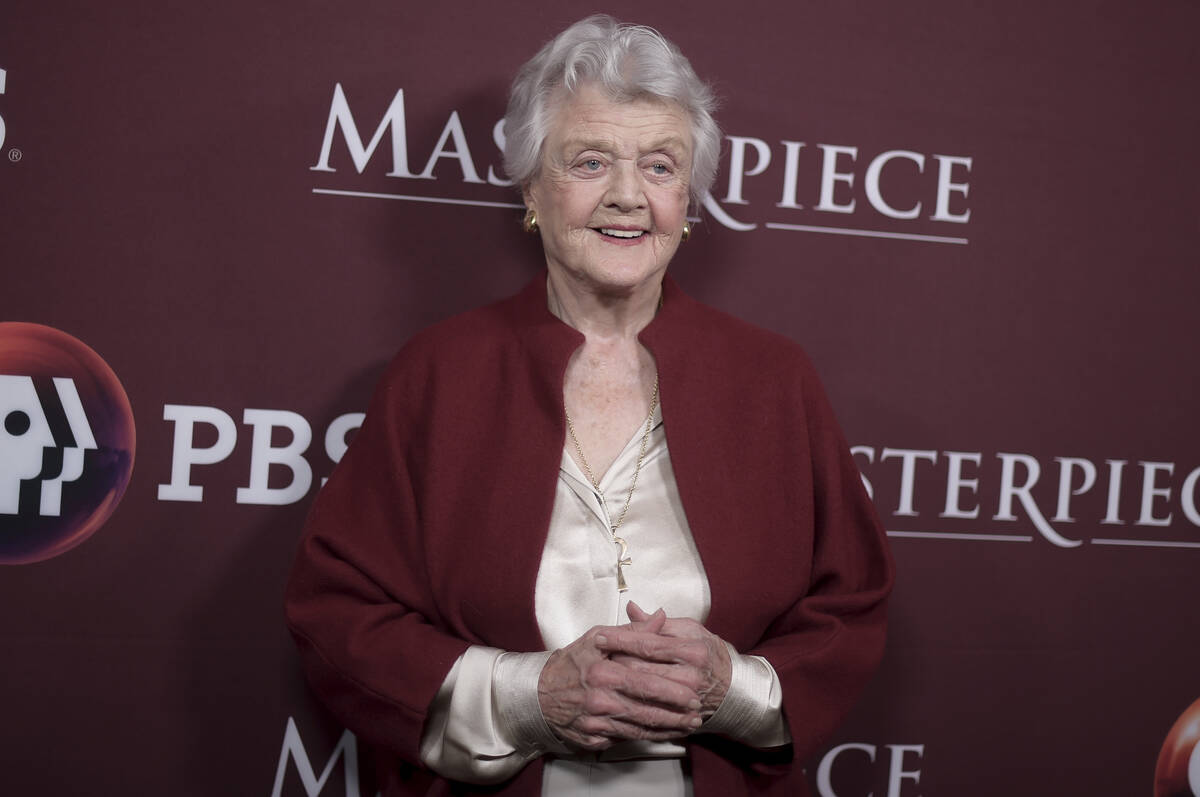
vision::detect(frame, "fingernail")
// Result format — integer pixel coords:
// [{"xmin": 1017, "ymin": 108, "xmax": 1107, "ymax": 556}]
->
[
  {"xmin": 688, "ymin": 699, "xmax": 701, "ymax": 710},
  {"xmin": 690, "ymin": 717, "xmax": 702, "ymax": 728},
  {"xmin": 595, "ymin": 635, "xmax": 607, "ymax": 645}
]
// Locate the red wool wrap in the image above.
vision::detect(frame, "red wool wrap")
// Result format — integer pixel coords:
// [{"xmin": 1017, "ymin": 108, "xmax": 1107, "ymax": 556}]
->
[{"xmin": 285, "ymin": 274, "xmax": 894, "ymax": 796}]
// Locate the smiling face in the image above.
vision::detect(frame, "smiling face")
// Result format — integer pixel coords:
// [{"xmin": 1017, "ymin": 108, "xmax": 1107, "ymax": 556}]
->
[{"xmin": 524, "ymin": 83, "xmax": 693, "ymax": 298}]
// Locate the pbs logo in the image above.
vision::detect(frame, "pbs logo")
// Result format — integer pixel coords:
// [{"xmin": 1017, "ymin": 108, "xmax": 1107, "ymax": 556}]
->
[
  {"xmin": 0, "ymin": 323, "xmax": 135, "ymax": 564},
  {"xmin": 1157, "ymin": 698, "xmax": 1200, "ymax": 797}
]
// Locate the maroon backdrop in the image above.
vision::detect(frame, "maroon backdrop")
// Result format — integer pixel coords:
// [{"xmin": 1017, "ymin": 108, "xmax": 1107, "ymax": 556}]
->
[{"xmin": 2, "ymin": 2, "xmax": 1198, "ymax": 794}]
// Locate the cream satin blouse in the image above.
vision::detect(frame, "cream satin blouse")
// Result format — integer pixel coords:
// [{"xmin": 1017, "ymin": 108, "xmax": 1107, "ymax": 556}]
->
[{"xmin": 419, "ymin": 406, "xmax": 790, "ymax": 794}]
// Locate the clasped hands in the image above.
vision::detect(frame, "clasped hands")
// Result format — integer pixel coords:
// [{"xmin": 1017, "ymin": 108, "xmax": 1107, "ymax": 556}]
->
[{"xmin": 537, "ymin": 601, "xmax": 732, "ymax": 752}]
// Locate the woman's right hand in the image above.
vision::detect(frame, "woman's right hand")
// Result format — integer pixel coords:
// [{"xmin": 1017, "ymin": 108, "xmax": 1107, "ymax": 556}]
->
[{"xmin": 537, "ymin": 610, "xmax": 705, "ymax": 751}]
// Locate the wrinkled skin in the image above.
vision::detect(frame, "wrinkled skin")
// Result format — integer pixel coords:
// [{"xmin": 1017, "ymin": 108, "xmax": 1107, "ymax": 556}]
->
[{"xmin": 538, "ymin": 601, "xmax": 732, "ymax": 752}]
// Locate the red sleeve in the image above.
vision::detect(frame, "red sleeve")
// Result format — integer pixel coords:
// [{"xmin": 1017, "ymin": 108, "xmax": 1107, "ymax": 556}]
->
[
  {"xmin": 283, "ymin": 359, "xmax": 471, "ymax": 765},
  {"xmin": 755, "ymin": 362, "xmax": 893, "ymax": 765},
  {"xmin": 688, "ymin": 352, "xmax": 894, "ymax": 796}
]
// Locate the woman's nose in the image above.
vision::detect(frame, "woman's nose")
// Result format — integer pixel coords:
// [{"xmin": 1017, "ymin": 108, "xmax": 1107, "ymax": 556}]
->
[{"xmin": 603, "ymin": 161, "xmax": 646, "ymax": 212}]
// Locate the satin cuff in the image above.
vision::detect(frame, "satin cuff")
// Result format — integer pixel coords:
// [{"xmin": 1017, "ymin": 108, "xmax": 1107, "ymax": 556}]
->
[
  {"xmin": 494, "ymin": 650, "xmax": 568, "ymax": 755},
  {"xmin": 701, "ymin": 643, "xmax": 792, "ymax": 749}
]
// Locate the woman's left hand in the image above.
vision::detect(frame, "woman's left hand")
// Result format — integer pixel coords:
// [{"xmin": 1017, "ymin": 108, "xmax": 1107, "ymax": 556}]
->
[{"xmin": 596, "ymin": 601, "xmax": 732, "ymax": 718}]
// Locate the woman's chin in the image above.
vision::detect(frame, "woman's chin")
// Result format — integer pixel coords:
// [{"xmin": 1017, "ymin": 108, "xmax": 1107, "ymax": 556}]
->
[
  {"xmin": 568, "ymin": 257, "xmax": 669, "ymax": 294},
  {"xmin": 587, "ymin": 270, "xmax": 665, "ymax": 299}
]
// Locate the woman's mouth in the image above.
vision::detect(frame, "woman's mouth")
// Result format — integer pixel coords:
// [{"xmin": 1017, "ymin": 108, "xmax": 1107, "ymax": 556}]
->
[{"xmin": 596, "ymin": 228, "xmax": 646, "ymax": 240}]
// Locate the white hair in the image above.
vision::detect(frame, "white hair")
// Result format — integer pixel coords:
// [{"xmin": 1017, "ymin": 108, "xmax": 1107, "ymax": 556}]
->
[{"xmin": 503, "ymin": 15, "xmax": 720, "ymax": 210}]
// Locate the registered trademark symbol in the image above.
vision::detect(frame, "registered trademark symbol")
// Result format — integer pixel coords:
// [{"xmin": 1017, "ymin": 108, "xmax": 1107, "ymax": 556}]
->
[{"xmin": 7, "ymin": 148, "xmax": 21, "ymax": 163}]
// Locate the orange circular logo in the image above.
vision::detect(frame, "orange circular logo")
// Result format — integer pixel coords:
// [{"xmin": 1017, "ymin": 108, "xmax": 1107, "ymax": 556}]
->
[
  {"xmin": 0, "ymin": 323, "xmax": 135, "ymax": 564},
  {"xmin": 1156, "ymin": 698, "xmax": 1200, "ymax": 797}
]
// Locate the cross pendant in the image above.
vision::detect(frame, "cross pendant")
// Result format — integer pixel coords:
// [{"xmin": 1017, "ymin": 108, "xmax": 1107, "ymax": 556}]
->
[{"xmin": 612, "ymin": 533, "xmax": 632, "ymax": 593}]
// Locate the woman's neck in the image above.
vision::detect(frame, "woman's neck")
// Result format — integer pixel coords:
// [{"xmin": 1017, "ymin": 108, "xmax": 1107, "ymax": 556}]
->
[{"xmin": 545, "ymin": 270, "xmax": 662, "ymax": 343}]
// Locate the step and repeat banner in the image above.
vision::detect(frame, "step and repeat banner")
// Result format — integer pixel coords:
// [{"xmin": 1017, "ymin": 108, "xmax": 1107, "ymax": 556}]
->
[{"xmin": 2, "ymin": 2, "xmax": 1198, "ymax": 794}]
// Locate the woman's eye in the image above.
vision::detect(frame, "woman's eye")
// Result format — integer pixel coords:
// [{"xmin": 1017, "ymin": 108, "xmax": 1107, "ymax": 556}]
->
[
  {"xmin": 650, "ymin": 163, "xmax": 670, "ymax": 175},
  {"xmin": 582, "ymin": 159, "xmax": 602, "ymax": 170}
]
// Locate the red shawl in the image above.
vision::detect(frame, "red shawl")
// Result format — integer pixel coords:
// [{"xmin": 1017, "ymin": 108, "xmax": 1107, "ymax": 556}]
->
[{"xmin": 285, "ymin": 274, "xmax": 894, "ymax": 795}]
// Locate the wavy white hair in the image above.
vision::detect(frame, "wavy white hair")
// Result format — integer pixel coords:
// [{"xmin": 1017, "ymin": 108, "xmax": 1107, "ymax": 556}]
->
[{"xmin": 503, "ymin": 15, "xmax": 720, "ymax": 210}]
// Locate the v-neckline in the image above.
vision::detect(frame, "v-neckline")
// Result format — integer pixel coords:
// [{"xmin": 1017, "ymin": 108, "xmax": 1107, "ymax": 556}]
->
[{"xmin": 560, "ymin": 403, "xmax": 663, "ymax": 492}]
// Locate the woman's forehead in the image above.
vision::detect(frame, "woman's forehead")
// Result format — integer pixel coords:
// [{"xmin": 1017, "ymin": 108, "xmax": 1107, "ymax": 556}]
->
[{"xmin": 547, "ymin": 86, "xmax": 692, "ymax": 153}]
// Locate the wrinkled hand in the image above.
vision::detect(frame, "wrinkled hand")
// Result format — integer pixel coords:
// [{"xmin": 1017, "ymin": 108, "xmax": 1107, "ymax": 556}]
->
[
  {"xmin": 538, "ymin": 609, "xmax": 704, "ymax": 752},
  {"xmin": 600, "ymin": 602, "xmax": 732, "ymax": 718}
]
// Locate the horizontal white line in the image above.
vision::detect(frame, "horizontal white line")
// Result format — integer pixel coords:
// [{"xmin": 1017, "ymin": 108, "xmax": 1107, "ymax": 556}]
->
[
  {"xmin": 886, "ymin": 530, "xmax": 1034, "ymax": 542},
  {"xmin": 316, "ymin": 188, "xmax": 706, "ymax": 225},
  {"xmin": 311, "ymin": 191, "xmax": 957, "ymax": 244},
  {"xmin": 313, "ymin": 188, "xmax": 525, "ymax": 210},
  {"xmin": 765, "ymin": 222, "xmax": 969, "ymax": 245},
  {"xmin": 1091, "ymin": 538, "xmax": 1200, "ymax": 549}
]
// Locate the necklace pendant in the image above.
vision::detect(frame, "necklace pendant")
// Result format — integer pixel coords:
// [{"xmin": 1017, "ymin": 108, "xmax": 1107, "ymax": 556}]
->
[
  {"xmin": 564, "ymin": 375, "xmax": 658, "ymax": 596},
  {"xmin": 613, "ymin": 535, "xmax": 632, "ymax": 593}
]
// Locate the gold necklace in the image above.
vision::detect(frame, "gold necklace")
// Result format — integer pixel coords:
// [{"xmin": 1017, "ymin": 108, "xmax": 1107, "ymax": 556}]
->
[{"xmin": 564, "ymin": 375, "xmax": 660, "ymax": 593}]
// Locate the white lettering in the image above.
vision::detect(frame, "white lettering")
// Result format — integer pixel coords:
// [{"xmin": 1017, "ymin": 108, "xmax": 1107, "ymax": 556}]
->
[
  {"xmin": 0, "ymin": 375, "xmax": 53, "ymax": 514},
  {"xmin": 419, "ymin": 110, "xmax": 484, "ymax": 183},
  {"xmin": 37, "ymin": 378, "xmax": 99, "ymax": 516},
  {"xmin": 994, "ymin": 452, "xmax": 1080, "ymax": 547},
  {"xmin": 0, "ymin": 68, "xmax": 7, "ymax": 151},
  {"xmin": 1101, "ymin": 459, "xmax": 1127, "ymax": 524},
  {"xmin": 885, "ymin": 744, "xmax": 924, "ymax": 796},
  {"xmin": 1052, "ymin": 457, "xmax": 1097, "ymax": 522},
  {"xmin": 1189, "ymin": 733, "xmax": 1200, "ymax": 795},
  {"xmin": 53, "ymin": 378, "xmax": 97, "ymax": 449},
  {"xmin": 723, "ymin": 136, "xmax": 772, "ymax": 205},
  {"xmin": 308, "ymin": 93, "xmax": 978, "ymax": 238},
  {"xmin": 851, "ymin": 445, "xmax": 876, "ymax": 500},
  {"xmin": 701, "ymin": 191, "xmax": 756, "ymax": 231},
  {"xmin": 1183, "ymin": 466, "xmax": 1200, "ymax": 527},
  {"xmin": 237, "ymin": 409, "xmax": 313, "ymax": 505},
  {"xmin": 487, "ymin": 119, "xmax": 512, "ymax": 186},
  {"xmin": 311, "ymin": 84, "xmax": 422, "ymax": 178},
  {"xmin": 40, "ymin": 449, "xmax": 85, "ymax": 517},
  {"xmin": 815, "ymin": 741, "xmax": 924, "ymax": 797},
  {"xmin": 931, "ymin": 155, "xmax": 971, "ymax": 222},
  {"xmin": 271, "ymin": 717, "xmax": 360, "ymax": 797},
  {"xmin": 881, "ymin": 448, "xmax": 937, "ymax": 517},
  {"xmin": 816, "ymin": 743, "xmax": 876, "ymax": 797},
  {"xmin": 865, "ymin": 150, "xmax": 925, "ymax": 220},
  {"xmin": 321, "ymin": 412, "xmax": 365, "ymax": 488},
  {"xmin": 940, "ymin": 451, "xmax": 981, "ymax": 519},
  {"xmin": 324, "ymin": 413, "xmax": 364, "ymax": 465},
  {"xmin": 1136, "ymin": 461, "xmax": 1174, "ymax": 526},
  {"xmin": 157, "ymin": 405, "xmax": 237, "ymax": 502},
  {"xmin": 816, "ymin": 144, "xmax": 858, "ymax": 214},
  {"xmin": 776, "ymin": 140, "xmax": 807, "ymax": 209}
]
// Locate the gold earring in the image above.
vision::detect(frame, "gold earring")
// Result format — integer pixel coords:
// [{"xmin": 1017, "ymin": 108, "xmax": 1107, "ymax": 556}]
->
[
  {"xmin": 523, "ymin": 209, "xmax": 538, "ymax": 233},
  {"xmin": 680, "ymin": 222, "xmax": 691, "ymax": 242}
]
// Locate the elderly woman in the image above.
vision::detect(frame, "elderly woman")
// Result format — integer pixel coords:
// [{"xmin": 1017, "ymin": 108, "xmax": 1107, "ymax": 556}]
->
[{"xmin": 285, "ymin": 15, "xmax": 892, "ymax": 797}]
